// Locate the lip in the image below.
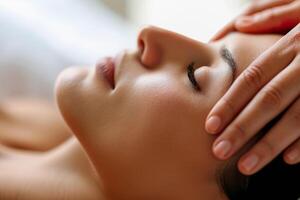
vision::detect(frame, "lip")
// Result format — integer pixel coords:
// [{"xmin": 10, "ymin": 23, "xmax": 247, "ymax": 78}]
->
[
  {"xmin": 96, "ymin": 57, "xmax": 116, "ymax": 89},
  {"xmin": 95, "ymin": 52, "xmax": 125, "ymax": 90}
]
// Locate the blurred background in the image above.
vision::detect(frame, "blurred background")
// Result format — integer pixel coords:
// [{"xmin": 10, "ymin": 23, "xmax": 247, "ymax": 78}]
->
[{"xmin": 0, "ymin": 0, "xmax": 250, "ymax": 101}]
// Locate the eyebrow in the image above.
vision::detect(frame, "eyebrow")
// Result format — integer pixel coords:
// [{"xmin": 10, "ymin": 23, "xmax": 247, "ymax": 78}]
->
[{"xmin": 220, "ymin": 45, "xmax": 237, "ymax": 82}]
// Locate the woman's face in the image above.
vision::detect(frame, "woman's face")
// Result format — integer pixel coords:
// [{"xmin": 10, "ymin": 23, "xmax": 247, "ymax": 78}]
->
[{"xmin": 56, "ymin": 26, "xmax": 280, "ymax": 200}]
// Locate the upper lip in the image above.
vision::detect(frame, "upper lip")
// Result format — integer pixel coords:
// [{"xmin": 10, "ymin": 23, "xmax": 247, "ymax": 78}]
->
[
  {"xmin": 112, "ymin": 51, "xmax": 125, "ymax": 88},
  {"xmin": 95, "ymin": 51, "xmax": 125, "ymax": 89},
  {"xmin": 100, "ymin": 52, "xmax": 125, "ymax": 89},
  {"xmin": 95, "ymin": 57, "xmax": 115, "ymax": 89}
]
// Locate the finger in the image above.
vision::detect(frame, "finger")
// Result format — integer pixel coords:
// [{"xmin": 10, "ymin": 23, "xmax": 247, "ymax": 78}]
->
[
  {"xmin": 210, "ymin": 0, "xmax": 296, "ymax": 41},
  {"xmin": 212, "ymin": 55, "xmax": 300, "ymax": 161},
  {"xmin": 209, "ymin": 1, "xmax": 254, "ymax": 41},
  {"xmin": 284, "ymin": 138, "xmax": 300, "ymax": 165},
  {"xmin": 237, "ymin": 97, "xmax": 300, "ymax": 175},
  {"xmin": 209, "ymin": 2, "xmax": 255, "ymax": 41},
  {"xmin": 210, "ymin": 20, "xmax": 236, "ymax": 41},
  {"xmin": 244, "ymin": 0, "xmax": 296, "ymax": 14},
  {"xmin": 235, "ymin": 1, "xmax": 300, "ymax": 33},
  {"xmin": 205, "ymin": 28, "xmax": 297, "ymax": 134}
]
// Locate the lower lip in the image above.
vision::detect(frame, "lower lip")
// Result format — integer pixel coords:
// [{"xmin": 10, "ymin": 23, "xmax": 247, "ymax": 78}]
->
[{"xmin": 95, "ymin": 57, "xmax": 115, "ymax": 89}]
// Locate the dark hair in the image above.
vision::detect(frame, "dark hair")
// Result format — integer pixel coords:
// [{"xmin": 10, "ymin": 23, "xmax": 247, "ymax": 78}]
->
[{"xmin": 217, "ymin": 113, "xmax": 300, "ymax": 200}]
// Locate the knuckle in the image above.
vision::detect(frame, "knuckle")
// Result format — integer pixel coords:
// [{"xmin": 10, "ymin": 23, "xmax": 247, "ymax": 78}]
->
[
  {"xmin": 220, "ymin": 97, "xmax": 236, "ymax": 115},
  {"xmin": 286, "ymin": 25, "xmax": 300, "ymax": 51},
  {"xmin": 264, "ymin": 8, "xmax": 277, "ymax": 21},
  {"xmin": 230, "ymin": 122, "xmax": 248, "ymax": 143},
  {"xmin": 288, "ymin": 105, "xmax": 300, "ymax": 125},
  {"xmin": 259, "ymin": 84, "xmax": 283, "ymax": 108},
  {"xmin": 256, "ymin": 138, "xmax": 277, "ymax": 158},
  {"xmin": 292, "ymin": 31, "xmax": 300, "ymax": 52},
  {"xmin": 241, "ymin": 65, "xmax": 264, "ymax": 90}
]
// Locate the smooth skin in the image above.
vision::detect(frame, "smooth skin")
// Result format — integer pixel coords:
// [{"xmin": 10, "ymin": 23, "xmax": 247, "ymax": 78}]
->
[
  {"xmin": 0, "ymin": 102, "xmax": 102, "ymax": 200},
  {"xmin": 206, "ymin": 0, "xmax": 300, "ymax": 175},
  {"xmin": 56, "ymin": 26, "xmax": 280, "ymax": 200},
  {"xmin": 0, "ymin": 98, "xmax": 71, "ymax": 151},
  {"xmin": 0, "ymin": 28, "xmax": 281, "ymax": 200}
]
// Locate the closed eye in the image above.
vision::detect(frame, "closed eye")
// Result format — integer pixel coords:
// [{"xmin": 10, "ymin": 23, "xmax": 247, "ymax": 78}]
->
[{"xmin": 187, "ymin": 62, "xmax": 201, "ymax": 91}]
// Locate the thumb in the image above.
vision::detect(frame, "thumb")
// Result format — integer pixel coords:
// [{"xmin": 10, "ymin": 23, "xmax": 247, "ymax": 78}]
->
[{"xmin": 235, "ymin": 3, "xmax": 300, "ymax": 33}]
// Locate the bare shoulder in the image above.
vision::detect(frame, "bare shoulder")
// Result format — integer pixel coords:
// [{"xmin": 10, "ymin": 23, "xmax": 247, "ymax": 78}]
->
[
  {"xmin": 0, "ymin": 98, "xmax": 71, "ymax": 151},
  {"xmin": 0, "ymin": 151, "xmax": 102, "ymax": 200}
]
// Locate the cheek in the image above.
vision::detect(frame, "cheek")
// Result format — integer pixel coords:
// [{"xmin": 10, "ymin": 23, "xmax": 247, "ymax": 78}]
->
[
  {"xmin": 113, "ymin": 74, "xmax": 193, "ymax": 152},
  {"xmin": 132, "ymin": 73, "xmax": 193, "ymax": 119},
  {"xmin": 119, "ymin": 73, "xmax": 211, "ymax": 159},
  {"xmin": 101, "ymin": 76, "xmax": 211, "ymax": 175},
  {"xmin": 85, "ymin": 73, "xmax": 221, "ymax": 197}
]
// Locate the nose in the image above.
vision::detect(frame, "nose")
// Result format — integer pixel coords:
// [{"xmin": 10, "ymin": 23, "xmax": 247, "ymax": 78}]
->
[
  {"xmin": 137, "ymin": 26, "xmax": 164, "ymax": 68},
  {"xmin": 137, "ymin": 26, "xmax": 214, "ymax": 70}
]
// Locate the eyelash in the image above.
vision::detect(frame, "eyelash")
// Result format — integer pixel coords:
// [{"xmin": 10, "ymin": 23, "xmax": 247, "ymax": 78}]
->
[{"xmin": 187, "ymin": 62, "xmax": 200, "ymax": 91}]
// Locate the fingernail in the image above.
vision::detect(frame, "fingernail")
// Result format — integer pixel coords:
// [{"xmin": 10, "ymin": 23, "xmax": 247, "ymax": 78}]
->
[
  {"xmin": 206, "ymin": 116, "xmax": 221, "ymax": 133},
  {"xmin": 241, "ymin": 154, "xmax": 259, "ymax": 172},
  {"xmin": 236, "ymin": 16, "xmax": 253, "ymax": 26},
  {"xmin": 287, "ymin": 150, "xmax": 298, "ymax": 163},
  {"xmin": 213, "ymin": 140, "xmax": 232, "ymax": 159}
]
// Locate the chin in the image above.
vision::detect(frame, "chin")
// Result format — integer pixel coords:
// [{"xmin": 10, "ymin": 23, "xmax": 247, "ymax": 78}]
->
[
  {"xmin": 55, "ymin": 66, "xmax": 89, "ymax": 91},
  {"xmin": 54, "ymin": 67, "xmax": 90, "ymax": 133}
]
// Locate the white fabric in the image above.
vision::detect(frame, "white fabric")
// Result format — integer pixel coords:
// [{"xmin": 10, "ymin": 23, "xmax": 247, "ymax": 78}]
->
[{"xmin": 0, "ymin": 0, "xmax": 134, "ymax": 100}]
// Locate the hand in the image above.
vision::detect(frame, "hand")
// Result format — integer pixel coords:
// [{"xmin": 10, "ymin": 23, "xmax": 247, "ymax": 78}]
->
[
  {"xmin": 205, "ymin": 24, "xmax": 300, "ymax": 175},
  {"xmin": 210, "ymin": 0, "xmax": 300, "ymax": 41}
]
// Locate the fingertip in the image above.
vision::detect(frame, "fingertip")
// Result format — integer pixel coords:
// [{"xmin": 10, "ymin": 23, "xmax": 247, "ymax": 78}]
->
[
  {"xmin": 209, "ymin": 32, "xmax": 226, "ymax": 42},
  {"xmin": 209, "ymin": 36, "xmax": 219, "ymax": 42},
  {"xmin": 239, "ymin": 154, "xmax": 259, "ymax": 175},
  {"xmin": 238, "ymin": 162, "xmax": 254, "ymax": 176},
  {"xmin": 213, "ymin": 140, "xmax": 232, "ymax": 160},
  {"xmin": 205, "ymin": 116, "xmax": 222, "ymax": 134},
  {"xmin": 237, "ymin": 154, "xmax": 259, "ymax": 176},
  {"xmin": 284, "ymin": 150, "xmax": 299, "ymax": 165},
  {"xmin": 209, "ymin": 21, "xmax": 236, "ymax": 42}
]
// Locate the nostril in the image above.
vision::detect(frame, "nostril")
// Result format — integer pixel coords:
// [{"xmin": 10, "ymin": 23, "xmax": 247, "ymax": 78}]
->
[
  {"xmin": 138, "ymin": 38, "xmax": 145, "ymax": 55},
  {"xmin": 137, "ymin": 27, "xmax": 162, "ymax": 68}
]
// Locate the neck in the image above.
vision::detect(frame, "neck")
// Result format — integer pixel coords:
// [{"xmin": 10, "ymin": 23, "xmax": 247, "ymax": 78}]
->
[
  {"xmin": 42, "ymin": 137, "xmax": 107, "ymax": 199},
  {"xmin": 41, "ymin": 139, "xmax": 224, "ymax": 200}
]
